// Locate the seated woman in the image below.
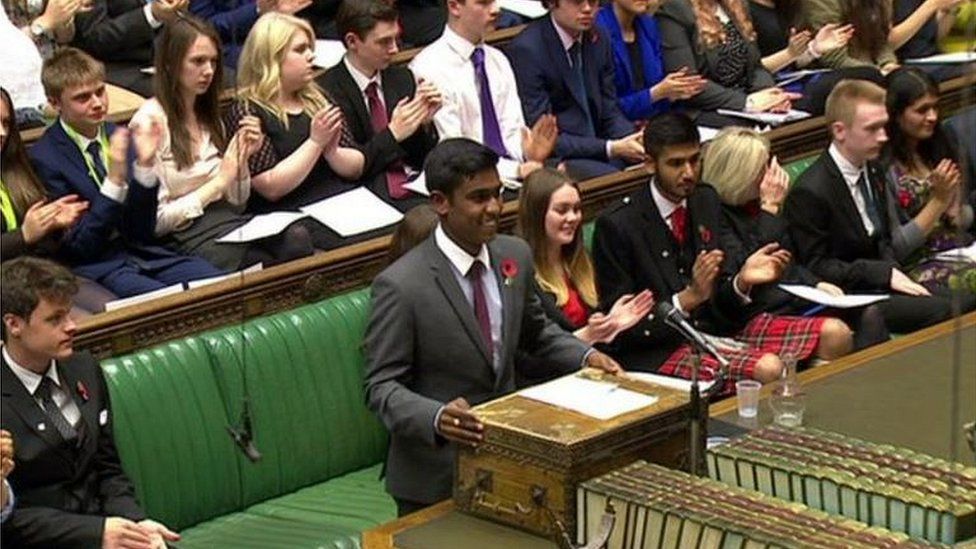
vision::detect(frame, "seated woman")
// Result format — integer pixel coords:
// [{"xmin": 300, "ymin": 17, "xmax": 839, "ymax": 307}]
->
[
  {"xmin": 131, "ymin": 15, "xmax": 312, "ymax": 271},
  {"xmin": 883, "ymin": 67, "xmax": 975, "ymax": 294},
  {"xmin": 657, "ymin": 0, "xmax": 802, "ymax": 124},
  {"xmin": 227, "ymin": 12, "xmax": 365, "ymax": 249},
  {"xmin": 801, "ymin": 0, "xmax": 901, "ymax": 74},
  {"xmin": 1, "ymin": 86, "xmax": 114, "ymax": 314},
  {"xmin": 595, "ymin": 0, "xmax": 707, "ymax": 123},
  {"xmin": 747, "ymin": 0, "xmax": 854, "ymax": 74},
  {"xmin": 703, "ymin": 126, "xmax": 889, "ymax": 350},
  {"xmin": 892, "ymin": 0, "xmax": 969, "ymax": 81},
  {"xmin": 516, "ymin": 168, "xmax": 654, "ymax": 383}
]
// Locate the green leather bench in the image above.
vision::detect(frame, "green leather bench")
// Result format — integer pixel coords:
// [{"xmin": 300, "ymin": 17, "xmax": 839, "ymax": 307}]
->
[{"xmin": 101, "ymin": 288, "xmax": 395, "ymax": 548}]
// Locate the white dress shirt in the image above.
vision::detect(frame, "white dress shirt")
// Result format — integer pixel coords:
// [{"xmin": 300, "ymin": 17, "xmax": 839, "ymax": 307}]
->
[
  {"xmin": 410, "ymin": 26, "xmax": 526, "ymax": 179},
  {"xmin": 828, "ymin": 143, "xmax": 876, "ymax": 236},
  {"xmin": 60, "ymin": 119, "xmax": 157, "ymax": 205},
  {"xmin": 343, "ymin": 55, "xmax": 385, "ymax": 113},
  {"xmin": 3, "ymin": 347, "xmax": 82, "ymax": 428}
]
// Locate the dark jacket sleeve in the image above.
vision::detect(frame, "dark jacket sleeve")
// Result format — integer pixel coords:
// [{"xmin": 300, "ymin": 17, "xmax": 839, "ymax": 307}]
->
[
  {"xmin": 3, "ymin": 506, "xmax": 107, "ymax": 548},
  {"xmin": 190, "ymin": 0, "xmax": 259, "ymax": 45},
  {"xmin": 1, "ymin": 229, "xmax": 29, "ymax": 259},
  {"xmin": 72, "ymin": 0, "xmax": 155, "ymax": 62}
]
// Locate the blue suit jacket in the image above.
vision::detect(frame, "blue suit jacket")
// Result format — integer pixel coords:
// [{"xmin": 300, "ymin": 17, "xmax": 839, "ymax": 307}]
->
[
  {"xmin": 595, "ymin": 6, "xmax": 670, "ymax": 121},
  {"xmin": 190, "ymin": 0, "xmax": 259, "ymax": 68},
  {"xmin": 507, "ymin": 18, "xmax": 635, "ymax": 161},
  {"xmin": 29, "ymin": 121, "xmax": 185, "ymax": 280}
]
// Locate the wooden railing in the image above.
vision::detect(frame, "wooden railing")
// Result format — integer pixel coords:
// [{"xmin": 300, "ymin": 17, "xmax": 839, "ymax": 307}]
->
[{"xmin": 61, "ymin": 73, "xmax": 976, "ymax": 358}]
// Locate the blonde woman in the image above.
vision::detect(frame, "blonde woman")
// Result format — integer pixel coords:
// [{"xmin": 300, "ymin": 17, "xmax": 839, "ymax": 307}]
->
[
  {"xmin": 227, "ymin": 13, "xmax": 365, "ymax": 247},
  {"xmin": 703, "ymin": 126, "xmax": 887, "ymax": 349}
]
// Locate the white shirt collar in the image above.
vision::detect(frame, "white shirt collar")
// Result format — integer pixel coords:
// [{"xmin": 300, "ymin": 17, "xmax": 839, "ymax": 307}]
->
[
  {"xmin": 2, "ymin": 346, "xmax": 60, "ymax": 396},
  {"xmin": 828, "ymin": 142, "xmax": 866, "ymax": 188},
  {"xmin": 59, "ymin": 118, "xmax": 102, "ymax": 149},
  {"xmin": 343, "ymin": 55, "xmax": 382, "ymax": 94},
  {"xmin": 435, "ymin": 223, "xmax": 492, "ymax": 276},
  {"xmin": 550, "ymin": 14, "xmax": 578, "ymax": 52},
  {"xmin": 443, "ymin": 25, "xmax": 479, "ymax": 61},
  {"xmin": 650, "ymin": 178, "xmax": 686, "ymax": 221}
]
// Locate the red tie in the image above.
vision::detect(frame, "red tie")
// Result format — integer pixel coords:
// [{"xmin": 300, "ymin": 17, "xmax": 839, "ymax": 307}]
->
[
  {"xmin": 365, "ymin": 82, "xmax": 409, "ymax": 199},
  {"xmin": 467, "ymin": 260, "xmax": 493, "ymax": 364},
  {"xmin": 670, "ymin": 205, "xmax": 687, "ymax": 247}
]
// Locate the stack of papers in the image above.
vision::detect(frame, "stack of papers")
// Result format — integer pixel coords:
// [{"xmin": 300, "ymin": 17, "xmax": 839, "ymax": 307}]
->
[
  {"xmin": 301, "ymin": 187, "xmax": 404, "ymax": 236},
  {"xmin": 187, "ymin": 263, "xmax": 264, "ymax": 290},
  {"xmin": 518, "ymin": 375, "xmax": 658, "ymax": 420},
  {"xmin": 314, "ymin": 40, "xmax": 347, "ymax": 69},
  {"xmin": 717, "ymin": 109, "xmax": 812, "ymax": 126},
  {"xmin": 627, "ymin": 372, "xmax": 717, "ymax": 394},
  {"xmin": 216, "ymin": 211, "xmax": 308, "ymax": 243},
  {"xmin": 905, "ymin": 51, "xmax": 975, "ymax": 65},
  {"xmin": 105, "ymin": 284, "xmax": 185, "ymax": 311},
  {"xmin": 933, "ymin": 242, "xmax": 976, "ymax": 263},
  {"xmin": 778, "ymin": 284, "xmax": 889, "ymax": 308}
]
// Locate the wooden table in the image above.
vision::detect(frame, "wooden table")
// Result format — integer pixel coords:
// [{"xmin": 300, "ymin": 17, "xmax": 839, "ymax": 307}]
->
[{"xmin": 361, "ymin": 312, "xmax": 976, "ymax": 548}]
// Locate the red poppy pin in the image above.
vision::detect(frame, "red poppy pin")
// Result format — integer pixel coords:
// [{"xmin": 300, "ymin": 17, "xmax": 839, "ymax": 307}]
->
[
  {"xmin": 589, "ymin": 30, "xmax": 600, "ymax": 45},
  {"xmin": 698, "ymin": 225, "xmax": 712, "ymax": 244},
  {"xmin": 76, "ymin": 380, "xmax": 90, "ymax": 402},
  {"xmin": 501, "ymin": 258, "xmax": 519, "ymax": 286},
  {"xmin": 897, "ymin": 188, "xmax": 912, "ymax": 209}
]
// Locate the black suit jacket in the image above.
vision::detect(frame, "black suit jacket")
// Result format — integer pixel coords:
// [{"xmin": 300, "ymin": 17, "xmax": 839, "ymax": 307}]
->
[
  {"xmin": 784, "ymin": 152, "xmax": 897, "ymax": 292},
  {"xmin": 72, "ymin": 0, "xmax": 155, "ymax": 64},
  {"xmin": 592, "ymin": 182, "xmax": 748, "ymax": 370},
  {"xmin": 1, "ymin": 352, "xmax": 145, "ymax": 548},
  {"xmin": 319, "ymin": 62, "xmax": 438, "ymax": 204}
]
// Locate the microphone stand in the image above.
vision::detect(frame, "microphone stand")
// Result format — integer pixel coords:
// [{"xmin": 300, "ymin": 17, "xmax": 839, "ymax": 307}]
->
[{"xmin": 687, "ymin": 346, "xmax": 729, "ymax": 477}]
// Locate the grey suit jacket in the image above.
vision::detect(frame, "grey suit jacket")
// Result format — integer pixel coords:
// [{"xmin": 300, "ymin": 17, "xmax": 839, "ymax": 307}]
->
[{"xmin": 364, "ymin": 233, "xmax": 590, "ymax": 503}]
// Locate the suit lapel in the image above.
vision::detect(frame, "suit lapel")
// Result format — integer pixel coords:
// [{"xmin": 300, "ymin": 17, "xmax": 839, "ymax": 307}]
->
[
  {"xmin": 52, "ymin": 122, "xmax": 98, "ymax": 194},
  {"xmin": 544, "ymin": 20, "xmax": 590, "ymax": 115},
  {"xmin": 0, "ymin": 359, "xmax": 74, "ymax": 464},
  {"xmin": 636, "ymin": 186, "xmax": 684, "ymax": 294},
  {"xmin": 426, "ymin": 240, "xmax": 493, "ymax": 365},
  {"xmin": 822, "ymin": 154, "xmax": 872, "ymax": 243},
  {"xmin": 336, "ymin": 63, "xmax": 373, "ymax": 141}
]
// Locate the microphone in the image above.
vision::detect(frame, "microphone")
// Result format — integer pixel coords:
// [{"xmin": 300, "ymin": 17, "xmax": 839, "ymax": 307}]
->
[{"xmin": 654, "ymin": 301, "xmax": 730, "ymax": 372}]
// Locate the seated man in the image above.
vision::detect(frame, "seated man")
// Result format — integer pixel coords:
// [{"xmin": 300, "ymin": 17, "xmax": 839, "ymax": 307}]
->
[
  {"xmin": 506, "ymin": 0, "xmax": 644, "ymax": 180},
  {"xmin": 364, "ymin": 138, "xmax": 622, "ymax": 517},
  {"xmin": 30, "ymin": 48, "xmax": 223, "ymax": 299},
  {"xmin": 322, "ymin": 0, "xmax": 440, "ymax": 210},
  {"xmin": 0, "ymin": 257, "xmax": 180, "ymax": 547},
  {"xmin": 784, "ymin": 79, "xmax": 975, "ymax": 333},
  {"xmin": 592, "ymin": 112, "xmax": 853, "ymax": 394},
  {"xmin": 410, "ymin": 0, "xmax": 559, "ymax": 183}
]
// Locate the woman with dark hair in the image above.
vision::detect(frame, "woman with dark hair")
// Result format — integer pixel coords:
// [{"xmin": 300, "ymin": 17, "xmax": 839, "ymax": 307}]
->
[
  {"xmin": 386, "ymin": 203, "xmax": 437, "ymax": 266},
  {"xmin": 747, "ymin": 0, "xmax": 853, "ymax": 68},
  {"xmin": 1, "ymin": 86, "xmax": 117, "ymax": 314},
  {"xmin": 883, "ymin": 67, "xmax": 975, "ymax": 293},
  {"xmin": 802, "ymin": 0, "xmax": 900, "ymax": 73},
  {"xmin": 131, "ymin": 15, "xmax": 313, "ymax": 270},
  {"xmin": 657, "ymin": 0, "xmax": 802, "ymax": 116}
]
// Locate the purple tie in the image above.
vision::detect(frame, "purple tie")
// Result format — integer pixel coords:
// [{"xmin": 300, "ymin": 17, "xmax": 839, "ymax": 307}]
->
[
  {"xmin": 471, "ymin": 47, "xmax": 508, "ymax": 158},
  {"xmin": 467, "ymin": 260, "xmax": 493, "ymax": 363}
]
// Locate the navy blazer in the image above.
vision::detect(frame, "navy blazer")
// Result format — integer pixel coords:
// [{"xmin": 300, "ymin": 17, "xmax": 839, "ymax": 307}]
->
[
  {"xmin": 190, "ymin": 0, "xmax": 259, "ymax": 68},
  {"xmin": 29, "ymin": 121, "xmax": 184, "ymax": 280},
  {"xmin": 507, "ymin": 17, "xmax": 635, "ymax": 161},
  {"xmin": 595, "ymin": 6, "xmax": 670, "ymax": 121}
]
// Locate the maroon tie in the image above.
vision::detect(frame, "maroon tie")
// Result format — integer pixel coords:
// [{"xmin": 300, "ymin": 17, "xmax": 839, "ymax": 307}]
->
[
  {"xmin": 365, "ymin": 82, "xmax": 409, "ymax": 199},
  {"xmin": 467, "ymin": 260, "xmax": 493, "ymax": 363},
  {"xmin": 670, "ymin": 205, "xmax": 687, "ymax": 247}
]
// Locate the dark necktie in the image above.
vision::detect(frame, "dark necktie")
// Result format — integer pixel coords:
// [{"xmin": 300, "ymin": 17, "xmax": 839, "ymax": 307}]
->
[
  {"xmin": 86, "ymin": 140, "xmax": 107, "ymax": 184},
  {"xmin": 365, "ymin": 82, "xmax": 409, "ymax": 199},
  {"xmin": 467, "ymin": 260, "xmax": 493, "ymax": 364},
  {"xmin": 856, "ymin": 171, "xmax": 882, "ymax": 234},
  {"xmin": 670, "ymin": 205, "xmax": 688, "ymax": 247},
  {"xmin": 568, "ymin": 42, "xmax": 595, "ymax": 137},
  {"xmin": 35, "ymin": 377, "xmax": 78, "ymax": 442},
  {"xmin": 471, "ymin": 47, "xmax": 508, "ymax": 158}
]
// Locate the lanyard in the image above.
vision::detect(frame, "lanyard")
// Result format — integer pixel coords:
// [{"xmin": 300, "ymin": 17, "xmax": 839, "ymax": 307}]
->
[
  {"xmin": 61, "ymin": 120, "xmax": 111, "ymax": 186},
  {"xmin": 0, "ymin": 180, "xmax": 18, "ymax": 232}
]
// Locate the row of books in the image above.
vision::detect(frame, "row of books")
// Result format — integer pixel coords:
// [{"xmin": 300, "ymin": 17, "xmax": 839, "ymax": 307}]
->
[
  {"xmin": 706, "ymin": 425, "xmax": 976, "ymax": 544},
  {"xmin": 577, "ymin": 460, "xmax": 944, "ymax": 549}
]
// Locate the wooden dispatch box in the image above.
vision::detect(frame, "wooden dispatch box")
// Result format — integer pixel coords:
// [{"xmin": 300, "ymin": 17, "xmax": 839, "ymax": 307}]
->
[{"xmin": 454, "ymin": 369, "xmax": 695, "ymax": 540}]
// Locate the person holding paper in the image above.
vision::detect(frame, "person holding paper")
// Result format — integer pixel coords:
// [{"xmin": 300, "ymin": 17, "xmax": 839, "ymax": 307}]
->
[
  {"xmin": 226, "ymin": 13, "xmax": 366, "ymax": 248},
  {"xmin": 704, "ymin": 126, "xmax": 889, "ymax": 350},
  {"xmin": 0, "ymin": 257, "xmax": 181, "ymax": 548},
  {"xmin": 364, "ymin": 138, "xmax": 623, "ymax": 517},
  {"xmin": 29, "ymin": 48, "xmax": 224, "ymax": 298},
  {"xmin": 515, "ymin": 168, "xmax": 654, "ymax": 385},
  {"xmin": 592, "ymin": 112, "xmax": 853, "ymax": 395},
  {"xmin": 322, "ymin": 0, "xmax": 441, "ymax": 211},
  {"xmin": 785, "ymin": 79, "xmax": 975, "ymax": 334},
  {"xmin": 881, "ymin": 68, "xmax": 975, "ymax": 294},
  {"xmin": 131, "ymin": 16, "xmax": 313, "ymax": 270}
]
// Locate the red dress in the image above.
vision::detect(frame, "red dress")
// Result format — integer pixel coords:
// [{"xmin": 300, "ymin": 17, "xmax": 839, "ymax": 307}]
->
[{"xmin": 560, "ymin": 277, "xmax": 589, "ymax": 328}]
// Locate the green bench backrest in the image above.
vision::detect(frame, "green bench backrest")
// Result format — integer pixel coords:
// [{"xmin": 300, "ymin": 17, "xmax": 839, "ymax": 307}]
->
[
  {"xmin": 102, "ymin": 288, "xmax": 387, "ymax": 529},
  {"xmin": 785, "ymin": 155, "xmax": 817, "ymax": 185}
]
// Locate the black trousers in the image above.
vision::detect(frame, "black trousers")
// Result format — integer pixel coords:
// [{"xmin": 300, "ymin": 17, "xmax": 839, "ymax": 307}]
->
[
  {"xmin": 875, "ymin": 288, "xmax": 976, "ymax": 334},
  {"xmin": 395, "ymin": 497, "xmax": 431, "ymax": 518}
]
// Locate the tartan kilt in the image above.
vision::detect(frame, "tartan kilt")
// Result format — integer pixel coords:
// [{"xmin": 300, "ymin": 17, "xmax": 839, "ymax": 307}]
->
[{"xmin": 657, "ymin": 313, "xmax": 826, "ymax": 395}]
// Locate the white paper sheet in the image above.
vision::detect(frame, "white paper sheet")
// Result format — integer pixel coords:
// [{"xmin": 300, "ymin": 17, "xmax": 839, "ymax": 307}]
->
[
  {"xmin": 626, "ymin": 372, "xmax": 717, "ymax": 394},
  {"xmin": 934, "ymin": 241, "xmax": 976, "ymax": 263},
  {"xmin": 314, "ymin": 40, "xmax": 347, "ymax": 69},
  {"xmin": 215, "ymin": 211, "xmax": 308, "ymax": 243},
  {"xmin": 300, "ymin": 187, "xmax": 404, "ymax": 237},
  {"xmin": 104, "ymin": 284, "xmax": 185, "ymax": 311},
  {"xmin": 187, "ymin": 263, "xmax": 264, "ymax": 289},
  {"xmin": 778, "ymin": 284, "xmax": 889, "ymax": 308},
  {"xmin": 716, "ymin": 108, "xmax": 812, "ymax": 126},
  {"xmin": 518, "ymin": 375, "xmax": 658, "ymax": 420},
  {"xmin": 499, "ymin": 0, "xmax": 547, "ymax": 18},
  {"xmin": 775, "ymin": 68, "xmax": 830, "ymax": 87},
  {"xmin": 403, "ymin": 172, "xmax": 430, "ymax": 196},
  {"xmin": 905, "ymin": 51, "xmax": 975, "ymax": 65},
  {"xmin": 698, "ymin": 126, "xmax": 720, "ymax": 143}
]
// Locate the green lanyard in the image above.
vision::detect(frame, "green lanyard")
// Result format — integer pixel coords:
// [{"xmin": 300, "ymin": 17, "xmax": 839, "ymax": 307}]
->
[
  {"xmin": 61, "ymin": 120, "xmax": 111, "ymax": 186},
  {"xmin": 0, "ymin": 180, "xmax": 17, "ymax": 231}
]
